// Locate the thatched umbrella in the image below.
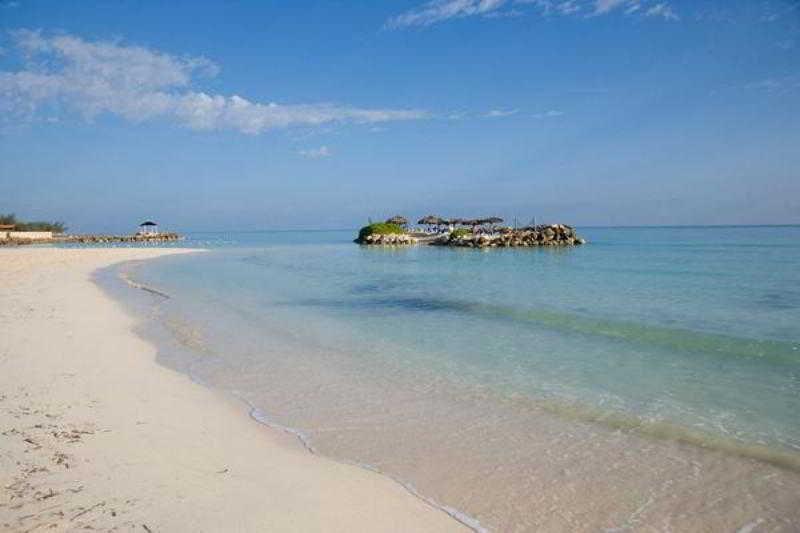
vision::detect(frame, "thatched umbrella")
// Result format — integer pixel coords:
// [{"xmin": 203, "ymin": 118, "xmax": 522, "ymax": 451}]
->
[
  {"xmin": 476, "ymin": 216, "xmax": 503, "ymax": 234},
  {"xmin": 418, "ymin": 215, "xmax": 443, "ymax": 225},
  {"xmin": 418, "ymin": 215, "xmax": 447, "ymax": 233},
  {"xmin": 385, "ymin": 215, "xmax": 408, "ymax": 227}
]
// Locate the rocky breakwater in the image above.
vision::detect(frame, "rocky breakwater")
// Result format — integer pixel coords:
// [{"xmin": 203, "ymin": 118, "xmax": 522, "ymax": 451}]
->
[
  {"xmin": 61, "ymin": 232, "xmax": 182, "ymax": 244},
  {"xmin": 357, "ymin": 233, "xmax": 418, "ymax": 246},
  {"xmin": 436, "ymin": 224, "xmax": 586, "ymax": 248}
]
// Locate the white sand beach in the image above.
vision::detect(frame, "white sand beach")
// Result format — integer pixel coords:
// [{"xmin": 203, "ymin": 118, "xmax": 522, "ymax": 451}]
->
[{"xmin": 0, "ymin": 248, "xmax": 465, "ymax": 532}]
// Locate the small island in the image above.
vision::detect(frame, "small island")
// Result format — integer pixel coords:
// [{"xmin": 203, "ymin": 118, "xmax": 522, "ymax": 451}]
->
[{"xmin": 355, "ymin": 215, "xmax": 586, "ymax": 248}]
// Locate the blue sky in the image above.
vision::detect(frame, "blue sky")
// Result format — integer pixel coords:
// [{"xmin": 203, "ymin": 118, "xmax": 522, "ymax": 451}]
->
[{"xmin": 0, "ymin": 0, "xmax": 798, "ymax": 232}]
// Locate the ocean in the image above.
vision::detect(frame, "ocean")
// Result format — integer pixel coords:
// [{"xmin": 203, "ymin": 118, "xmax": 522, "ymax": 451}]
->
[{"xmin": 98, "ymin": 226, "xmax": 800, "ymax": 531}]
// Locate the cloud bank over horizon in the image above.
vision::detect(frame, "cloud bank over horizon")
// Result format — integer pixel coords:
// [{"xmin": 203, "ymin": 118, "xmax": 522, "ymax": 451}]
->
[{"xmin": 0, "ymin": 30, "xmax": 429, "ymax": 134}]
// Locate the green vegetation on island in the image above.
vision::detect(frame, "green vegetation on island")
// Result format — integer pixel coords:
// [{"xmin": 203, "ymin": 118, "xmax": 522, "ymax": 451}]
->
[
  {"xmin": 0, "ymin": 213, "xmax": 67, "ymax": 233},
  {"xmin": 357, "ymin": 222, "xmax": 406, "ymax": 242}
]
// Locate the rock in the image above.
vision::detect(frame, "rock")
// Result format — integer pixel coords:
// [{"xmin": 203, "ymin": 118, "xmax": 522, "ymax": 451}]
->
[
  {"xmin": 356, "ymin": 231, "xmax": 418, "ymax": 246},
  {"xmin": 375, "ymin": 223, "xmax": 584, "ymax": 249}
]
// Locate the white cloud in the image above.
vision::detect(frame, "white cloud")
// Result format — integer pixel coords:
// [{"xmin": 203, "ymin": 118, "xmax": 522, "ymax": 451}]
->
[
  {"xmin": 0, "ymin": 30, "xmax": 428, "ymax": 133},
  {"xmin": 387, "ymin": 0, "xmax": 509, "ymax": 28},
  {"xmin": 593, "ymin": 0, "xmax": 633, "ymax": 15},
  {"xmin": 532, "ymin": 109, "xmax": 564, "ymax": 119},
  {"xmin": 746, "ymin": 79, "xmax": 782, "ymax": 91},
  {"xmin": 387, "ymin": 0, "xmax": 677, "ymax": 27},
  {"xmin": 298, "ymin": 146, "xmax": 332, "ymax": 158},
  {"xmin": 644, "ymin": 3, "xmax": 678, "ymax": 20},
  {"xmin": 624, "ymin": 3, "xmax": 642, "ymax": 14},
  {"xmin": 554, "ymin": 1, "xmax": 581, "ymax": 15},
  {"xmin": 744, "ymin": 77, "xmax": 800, "ymax": 93},
  {"xmin": 483, "ymin": 8, "xmax": 524, "ymax": 18},
  {"xmin": 591, "ymin": 0, "xmax": 675, "ymax": 19},
  {"xmin": 485, "ymin": 108, "xmax": 519, "ymax": 117}
]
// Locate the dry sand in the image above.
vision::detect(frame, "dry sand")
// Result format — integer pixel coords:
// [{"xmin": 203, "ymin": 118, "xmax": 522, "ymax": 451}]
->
[{"xmin": 0, "ymin": 248, "xmax": 466, "ymax": 532}]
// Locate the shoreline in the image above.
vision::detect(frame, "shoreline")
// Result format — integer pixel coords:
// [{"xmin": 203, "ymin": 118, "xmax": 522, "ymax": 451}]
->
[
  {"xmin": 106, "ymin": 257, "xmax": 485, "ymax": 532},
  {"xmin": 0, "ymin": 248, "xmax": 466, "ymax": 532},
  {"xmin": 117, "ymin": 256, "xmax": 800, "ymax": 474},
  {"xmin": 107, "ymin": 243, "xmax": 800, "ymax": 531}
]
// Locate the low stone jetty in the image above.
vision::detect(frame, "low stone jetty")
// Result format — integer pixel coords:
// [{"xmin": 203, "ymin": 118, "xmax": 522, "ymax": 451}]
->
[
  {"xmin": 61, "ymin": 232, "xmax": 182, "ymax": 244},
  {"xmin": 0, "ymin": 237, "xmax": 38, "ymax": 247},
  {"xmin": 434, "ymin": 224, "xmax": 585, "ymax": 248},
  {"xmin": 0, "ymin": 232, "xmax": 183, "ymax": 246}
]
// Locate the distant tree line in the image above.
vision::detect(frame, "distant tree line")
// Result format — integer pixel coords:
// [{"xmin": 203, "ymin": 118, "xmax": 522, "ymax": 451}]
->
[{"xmin": 0, "ymin": 213, "xmax": 67, "ymax": 233}]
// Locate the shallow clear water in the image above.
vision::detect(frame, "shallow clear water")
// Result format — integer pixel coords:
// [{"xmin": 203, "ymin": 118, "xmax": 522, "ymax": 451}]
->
[{"xmin": 114, "ymin": 226, "xmax": 800, "ymax": 531}]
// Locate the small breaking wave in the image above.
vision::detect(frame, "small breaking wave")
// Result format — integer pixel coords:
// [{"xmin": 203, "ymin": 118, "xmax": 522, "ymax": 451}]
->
[
  {"xmin": 247, "ymin": 405, "xmax": 487, "ymax": 533},
  {"xmin": 119, "ymin": 270, "xmax": 172, "ymax": 299}
]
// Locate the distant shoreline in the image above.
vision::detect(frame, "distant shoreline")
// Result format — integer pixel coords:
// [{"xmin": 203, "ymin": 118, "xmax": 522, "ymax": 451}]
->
[{"xmin": 64, "ymin": 223, "xmax": 798, "ymax": 235}]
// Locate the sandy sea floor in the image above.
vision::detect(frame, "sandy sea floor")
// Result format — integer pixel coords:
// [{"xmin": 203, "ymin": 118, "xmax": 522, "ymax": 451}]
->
[
  {"xmin": 0, "ymin": 248, "xmax": 465, "ymax": 532},
  {"xmin": 122, "ymin": 239, "xmax": 800, "ymax": 532}
]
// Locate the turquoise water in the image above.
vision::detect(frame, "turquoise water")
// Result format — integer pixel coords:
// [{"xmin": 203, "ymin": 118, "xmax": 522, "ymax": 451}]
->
[{"xmin": 120, "ymin": 226, "xmax": 800, "ymax": 530}]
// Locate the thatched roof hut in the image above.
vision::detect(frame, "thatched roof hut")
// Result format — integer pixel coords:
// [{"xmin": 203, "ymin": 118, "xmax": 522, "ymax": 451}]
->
[
  {"xmin": 385, "ymin": 215, "xmax": 408, "ymax": 226},
  {"xmin": 416, "ymin": 216, "xmax": 504, "ymax": 228},
  {"xmin": 418, "ymin": 215, "xmax": 444, "ymax": 226}
]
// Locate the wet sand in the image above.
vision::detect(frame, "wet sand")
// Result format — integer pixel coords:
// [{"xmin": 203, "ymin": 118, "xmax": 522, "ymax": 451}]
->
[{"xmin": 192, "ymin": 327, "xmax": 800, "ymax": 532}]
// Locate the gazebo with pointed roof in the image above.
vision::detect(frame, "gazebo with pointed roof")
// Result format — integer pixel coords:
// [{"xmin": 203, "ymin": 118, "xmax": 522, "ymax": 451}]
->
[{"xmin": 138, "ymin": 220, "xmax": 159, "ymax": 236}]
